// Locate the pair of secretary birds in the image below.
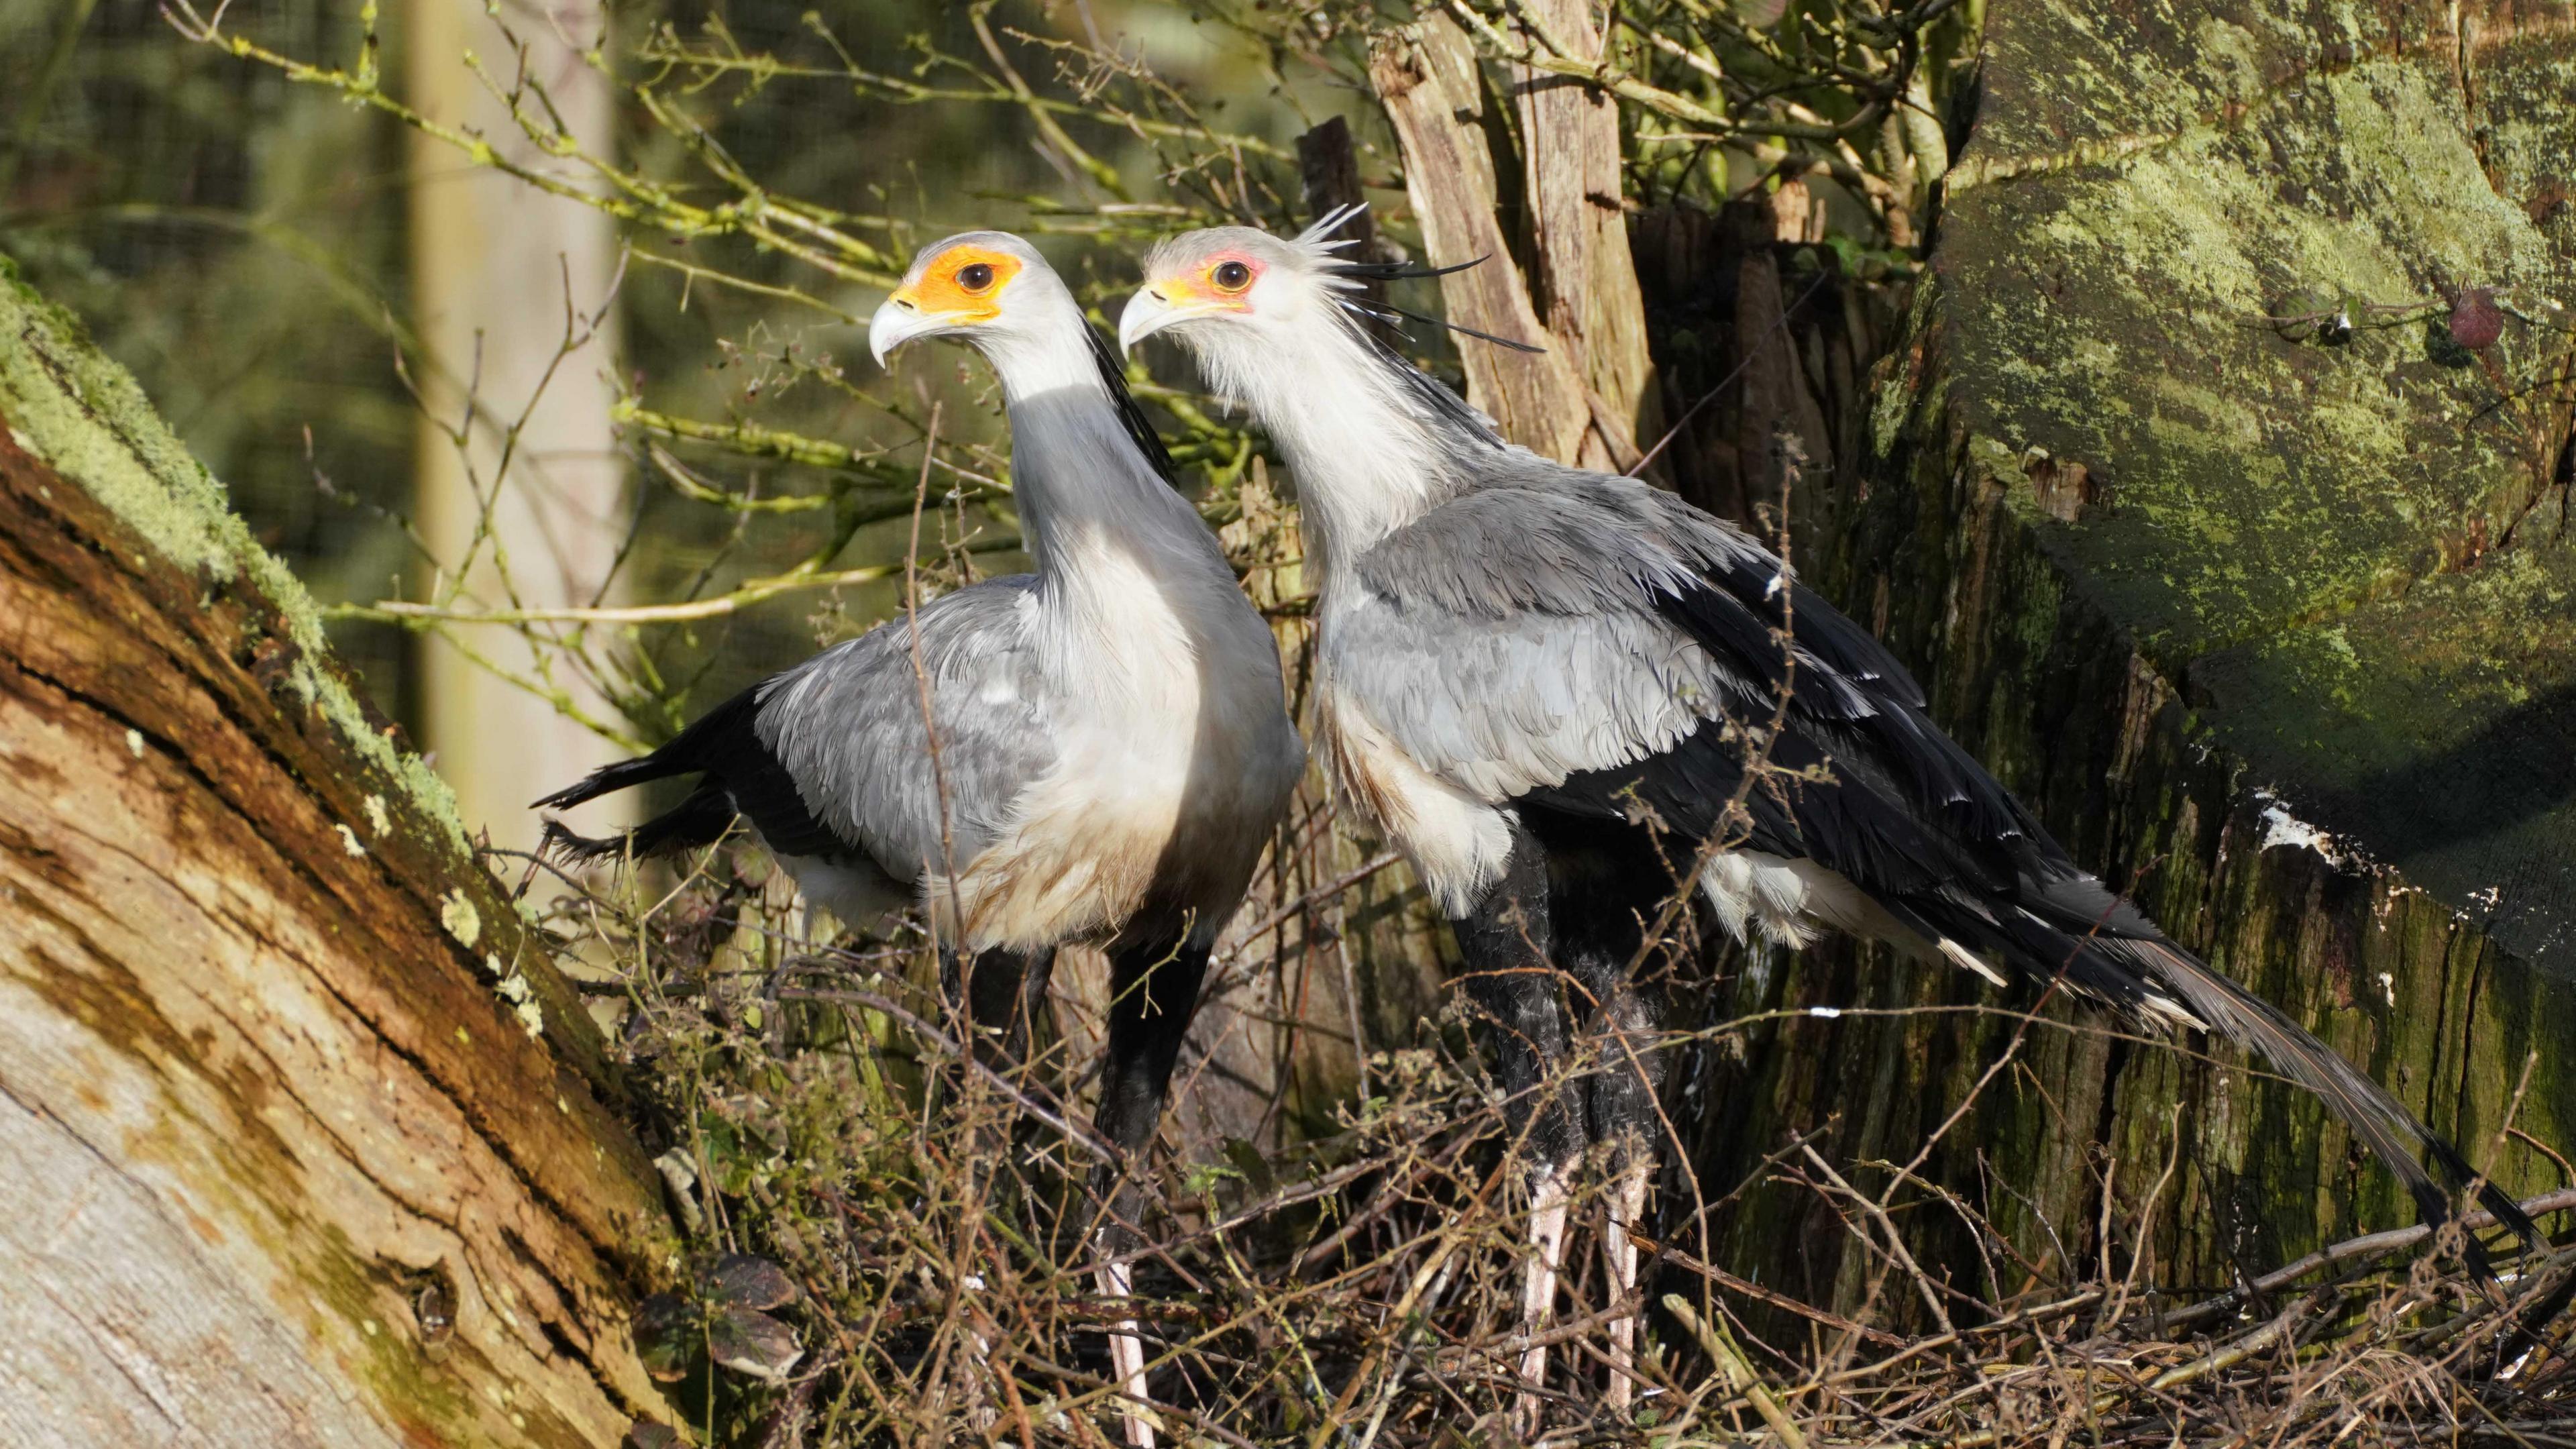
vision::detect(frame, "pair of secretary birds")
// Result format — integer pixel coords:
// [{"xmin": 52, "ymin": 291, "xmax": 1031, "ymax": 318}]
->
[{"xmin": 540, "ymin": 217, "xmax": 2533, "ymax": 1442}]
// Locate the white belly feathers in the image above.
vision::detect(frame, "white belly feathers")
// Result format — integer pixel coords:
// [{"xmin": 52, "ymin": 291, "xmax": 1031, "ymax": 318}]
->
[
  {"xmin": 929, "ymin": 539, "xmax": 1301, "ymax": 953},
  {"xmin": 934, "ymin": 727, "xmax": 1196, "ymax": 950},
  {"xmin": 1318, "ymin": 686, "xmax": 1514, "ymax": 917}
]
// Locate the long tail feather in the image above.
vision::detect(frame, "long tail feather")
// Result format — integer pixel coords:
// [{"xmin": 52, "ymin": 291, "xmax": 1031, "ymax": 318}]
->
[
  {"xmin": 2104, "ymin": 936, "xmax": 2538, "ymax": 1268},
  {"xmin": 531, "ymin": 753, "xmax": 686, "ymax": 813},
  {"xmin": 530, "ymin": 687, "xmax": 765, "ymax": 813}
]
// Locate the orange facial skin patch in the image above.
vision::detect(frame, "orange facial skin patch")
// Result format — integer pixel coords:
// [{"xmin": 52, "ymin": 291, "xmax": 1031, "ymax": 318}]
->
[{"xmin": 892, "ymin": 244, "xmax": 1024, "ymax": 323}]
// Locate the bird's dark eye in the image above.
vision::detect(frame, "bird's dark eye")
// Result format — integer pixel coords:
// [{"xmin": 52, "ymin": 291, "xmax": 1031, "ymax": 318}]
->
[
  {"xmin": 1212, "ymin": 260, "xmax": 1254, "ymax": 292},
  {"xmin": 957, "ymin": 262, "xmax": 996, "ymax": 292}
]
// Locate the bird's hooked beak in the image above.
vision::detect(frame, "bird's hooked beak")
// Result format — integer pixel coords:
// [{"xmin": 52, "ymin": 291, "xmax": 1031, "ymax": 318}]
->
[
  {"xmin": 869, "ymin": 286, "xmax": 943, "ymax": 368},
  {"xmin": 1117, "ymin": 282, "xmax": 1205, "ymax": 356}
]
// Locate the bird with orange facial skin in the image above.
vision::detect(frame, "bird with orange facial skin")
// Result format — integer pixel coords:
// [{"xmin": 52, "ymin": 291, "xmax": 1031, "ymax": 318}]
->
[{"xmin": 536, "ymin": 231, "xmax": 1303, "ymax": 1448}]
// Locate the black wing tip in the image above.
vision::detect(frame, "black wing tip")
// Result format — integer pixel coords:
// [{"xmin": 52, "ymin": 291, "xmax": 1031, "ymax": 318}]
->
[
  {"xmin": 531, "ymin": 751, "xmax": 680, "ymax": 812},
  {"xmin": 2329, "ymin": 1113, "xmax": 2540, "ymax": 1286},
  {"xmin": 540, "ymin": 782, "xmax": 745, "ymax": 867},
  {"xmin": 2130, "ymin": 938, "xmax": 2545, "ymax": 1270},
  {"xmin": 2429, "ymin": 1136, "xmax": 2546, "ymax": 1253},
  {"xmin": 2485, "ymin": 1185, "xmax": 2544, "ymax": 1248},
  {"xmin": 531, "ymin": 780, "xmax": 600, "ymax": 812}
]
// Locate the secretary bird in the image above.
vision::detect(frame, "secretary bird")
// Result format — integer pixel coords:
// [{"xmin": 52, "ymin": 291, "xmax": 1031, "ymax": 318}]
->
[
  {"xmin": 1120, "ymin": 214, "xmax": 2535, "ymax": 1428},
  {"xmin": 536, "ymin": 231, "xmax": 1303, "ymax": 1444}
]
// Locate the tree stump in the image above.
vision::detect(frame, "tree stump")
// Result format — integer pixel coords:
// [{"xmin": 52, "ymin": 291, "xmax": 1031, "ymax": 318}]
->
[{"xmin": 0, "ymin": 256, "xmax": 676, "ymax": 1446}]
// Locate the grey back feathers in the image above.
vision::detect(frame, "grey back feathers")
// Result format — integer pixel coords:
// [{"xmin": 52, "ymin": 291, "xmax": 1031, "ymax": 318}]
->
[
  {"xmin": 1330, "ymin": 458, "xmax": 1912, "ymax": 805},
  {"xmin": 755, "ymin": 578, "xmax": 1053, "ymax": 876}
]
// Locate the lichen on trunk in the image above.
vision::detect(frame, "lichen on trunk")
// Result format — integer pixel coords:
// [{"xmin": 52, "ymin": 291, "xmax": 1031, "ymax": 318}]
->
[{"xmin": 1672, "ymin": 0, "xmax": 2576, "ymax": 1311}]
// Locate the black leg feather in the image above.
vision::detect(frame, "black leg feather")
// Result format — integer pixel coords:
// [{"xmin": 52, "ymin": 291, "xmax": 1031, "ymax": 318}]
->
[
  {"xmin": 1527, "ymin": 809, "xmax": 1680, "ymax": 1169},
  {"xmin": 1453, "ymin": 822, "xmax": 1587, "ymax": 1177},
  {"xmin": 539, "ymin": 780, "xmax": 738, "ymax": 863},
  {"xmin": 943, "ymin": 945, "xmax": 1060, "ymax": 1073},
  {"xmin": 1088, "ymin": 933, "xmax": 1215, "ymax": 1246}
]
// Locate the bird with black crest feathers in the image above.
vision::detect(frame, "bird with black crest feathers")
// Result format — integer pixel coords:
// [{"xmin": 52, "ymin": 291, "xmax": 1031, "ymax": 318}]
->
[
  {"xmin": 1120, "ymin": 208, "xmax": 2536, "ymax": 1428},
  {"xmin": 535, "ymin": 230, "xmax": 1304, "ymax": 1447}
]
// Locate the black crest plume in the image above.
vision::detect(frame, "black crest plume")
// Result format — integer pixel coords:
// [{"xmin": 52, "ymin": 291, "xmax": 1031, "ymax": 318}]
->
[{"xmin": 1301, "ymin": 203, "xmax": 1548, "ymax": 355}]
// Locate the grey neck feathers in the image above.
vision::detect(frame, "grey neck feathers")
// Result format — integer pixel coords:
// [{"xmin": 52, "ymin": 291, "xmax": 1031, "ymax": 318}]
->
[{"xmin": 981, "ymin": 311, "xmax": 1234, "ymax": 612}]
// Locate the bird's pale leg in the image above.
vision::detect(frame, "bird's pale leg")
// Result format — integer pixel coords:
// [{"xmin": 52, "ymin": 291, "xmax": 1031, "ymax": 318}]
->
[
  {"xmin": 1453, "ymin": 828, "xmax": 1583, "ymax": 1438},
  {"xmin": 1513, "ymin": 1161, "xmax": 1575, "ymax": 1438},
  {"xmin": 940, "ymin": 945, "xmax": 1043, "ymax": 1432},
  {"xmin": 961, "ymin": 1285, "xmax": 1000, "ymax": 1434},
  {"xmin": 1570, "ymin": 906, "xmax": 1670, "ymax": 1422},
  {"xmin": 1086, "ymin": 934, "xmax": 1207, "ymax": 1449},
  {"xmin": 1096, "ymin": 1254, "xmax": 1156, "ymax": 1449},
  {"xmin": 1601, "ymin": 1152, "xmax": 1653, "ymax": 1413}
]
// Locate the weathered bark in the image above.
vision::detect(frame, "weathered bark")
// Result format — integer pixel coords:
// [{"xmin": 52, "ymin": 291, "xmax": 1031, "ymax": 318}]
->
[
  {"xmin": 0, "ymin": 257, "xmax": 675, "ymax": 1445},
  {"xmin": 1368, "ymin": 15, "xmax": 1598, "ymax": 462},
  {"xmin": 1368, "ymin": 7, "xmax": 1664, "ymax": 468},
  {"xmin": 1510, "ymin": 0, "xmax": 1660, "ymax": 470},
  {"xmin": 1629, "ymin": 199, "xmax": 1886, "ymax": 526},
  {"xmin": 1655, "ymin": 0, "xmax": 2576, "ymax": 1311}
]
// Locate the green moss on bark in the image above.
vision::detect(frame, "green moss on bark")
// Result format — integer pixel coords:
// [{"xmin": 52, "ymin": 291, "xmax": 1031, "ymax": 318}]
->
[
  {"xmin": 0, "ymin": 250, "xmax": 471, "ymax": 861},
  {"xmin": 1919, "ymin": 1, "xmax": 2576, "ymax": 975},
  {"xmin": 1709, "ymin": 25, "xmax": 2575, "ymax": 1283}
]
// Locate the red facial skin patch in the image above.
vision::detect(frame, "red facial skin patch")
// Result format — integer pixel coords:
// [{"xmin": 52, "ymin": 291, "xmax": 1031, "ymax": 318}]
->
[{"xmin": 1152, "ymin": 252, "xmax": 1263, "ymax": 313}]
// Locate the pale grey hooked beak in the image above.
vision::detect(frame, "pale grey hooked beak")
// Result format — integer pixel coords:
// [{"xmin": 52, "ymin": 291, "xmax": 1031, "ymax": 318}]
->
[
  {"xmin": 869, "ymin": 294, "xmax": 938, "ymax": 368},
  {"xmin": 1116, "ymin": 286, "xmax": 1191, "ymax": 356}
]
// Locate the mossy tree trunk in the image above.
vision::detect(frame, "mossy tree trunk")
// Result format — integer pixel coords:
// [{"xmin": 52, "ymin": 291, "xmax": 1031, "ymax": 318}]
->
[
  {"xmin": 0, "ymin": 257, "xmax": 678, "ymax": 1446},
  {"xmin": 1644, "ymin": 0, "xmax": 2576, "ymax": 1314}
]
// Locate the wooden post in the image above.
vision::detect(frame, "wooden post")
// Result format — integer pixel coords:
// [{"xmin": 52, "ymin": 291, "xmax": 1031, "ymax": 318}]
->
[
  {"xmin": 1367, "ymin": 16, "xmax": 1594, "ymax": 462},
  {"xmin": 1366, "ymin": 9, "xmax": 1658, "ymax": 470},
  {"xmin": 407, "ymin": 0, "xmax": 628, "ymax": 851},
  {"xmin": 1509, "ymin": 0, "xmax": 1658, "ymax": 472},
  {"xmin": 1296, "ymin": 115, "xmax": 1397, "ymax": 347}
]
